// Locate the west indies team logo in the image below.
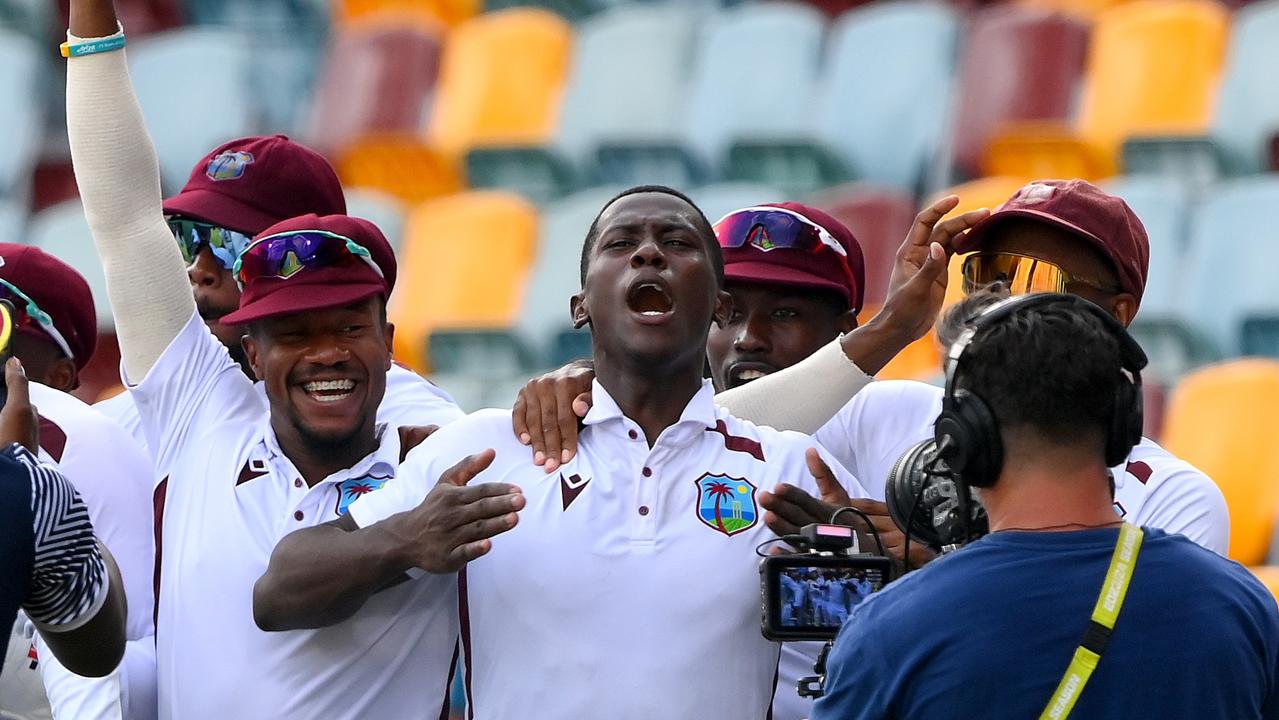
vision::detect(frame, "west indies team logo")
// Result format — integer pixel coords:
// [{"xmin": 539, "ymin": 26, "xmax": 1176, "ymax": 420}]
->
[
  {"xmin": 205, "ymin": 150, "xmax": 254, "ymax": 181},
  {"xmin": 748, "ymin": 225, "xmax": 777, "ymax": 252},
  {"xmin": 335, "ymin": 473, "xmax": 392, "ymax": 515},
  {"xmin": 277, "ymin": 250, "xmax": 304, "ymax": 278},
  {"xmin": 694, "ymin": 473, "xmax": 758, "ymax": 536}
]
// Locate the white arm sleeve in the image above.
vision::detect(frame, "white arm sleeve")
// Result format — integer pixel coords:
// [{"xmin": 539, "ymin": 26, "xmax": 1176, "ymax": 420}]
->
[
  {"xmin": 714, "ymin": 339, "xmax": 872, "ymax": 435},
  {"xmin": 66, "ymin": 27, "xmax": 195, "ymax": 381}
]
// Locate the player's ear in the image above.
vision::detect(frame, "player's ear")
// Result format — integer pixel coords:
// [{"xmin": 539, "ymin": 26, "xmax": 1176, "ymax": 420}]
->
[
  {"xmin": 46, "ymin": 357, "xmax": 78, "ymax": 394},
  {"xmin": 241, "ymin": 332, "xmax": 265, "ymax": 382},
  {"xmin": 570, "ymin": 292, "xmax": 589, "ymax": 329},
  {"xmin": 712, "ymin": 290, "xmax": 733, "ymax": 329},
  {"xmin": 1109, "ymin": 293, "xmax": 1138, "ymax": 328},
  {"xmin": 837, "ymin": 309, "xmax": 858, "ymax": 334},
  {"xmin": 382, "ymin": 322, "xmax": 395, "ymax": 370}
]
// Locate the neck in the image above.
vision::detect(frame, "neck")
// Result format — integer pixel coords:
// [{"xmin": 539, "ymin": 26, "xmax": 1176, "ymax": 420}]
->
[
  {"xmin": 272, "ymin": 419, "xmax": 381, "ymax": 487},
  {"xmin": 594, "ymin": 350, "xmax": 704, "ymax": 447},
  {"xmin": 979, "ymin": 440, "xmax": 1119, "ymax": 533}
]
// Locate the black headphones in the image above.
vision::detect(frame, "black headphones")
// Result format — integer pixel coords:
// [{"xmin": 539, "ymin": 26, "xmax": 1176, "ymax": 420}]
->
[{"xmin": 933, "ymin": 293, "xmax": 1148, "ymax": 489}]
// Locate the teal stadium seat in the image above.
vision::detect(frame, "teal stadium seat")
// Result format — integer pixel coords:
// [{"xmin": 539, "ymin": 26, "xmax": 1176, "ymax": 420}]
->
[
  {"xmin": 685, "ymin": 3, "xmax": 845, "ymax": 197},
  {"xmin": 1185, "ymin": 177, "xmax": 1279, "ymax": 358},
  {"xmin": 816, "ymin": 1, "xmax": 958, "ymax": 193},
  {"xmin": 29, "ymin": 200, "xmax": 112, "ymax": 330},
  {"xmin": 1212, "ymin": 0, "xmax": 1279, "ymax": 175},
  {"xmin": 0, "ymin": 200, "xmax": 26, "ymax": 245},
  {"xmin": 129, "ymin": 28, "xmax": 255, "ymax": 193},
  {"xmin": 0, "ymin": 0, "xmax": 50, "ymax": 38},
  {"xmin": 1103, "ymin": 175, "xmax": 1215, "ymax": 380},
  {"xmin": 692, "ymin": 182, "xmax": 786, "ymax": 227},
  {"xmin": 555, "ymin": 5, "xmax": 701, "ymax": 189},
  {"xmin": 0, "ymin": 29, "xmax": 41, "ymax": 201}
]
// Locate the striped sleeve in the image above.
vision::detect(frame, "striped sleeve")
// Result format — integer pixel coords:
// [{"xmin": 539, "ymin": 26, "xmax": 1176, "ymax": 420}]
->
[{"xmin": 11, "ymin": 446, "xmax": 109, "ymax": 632}]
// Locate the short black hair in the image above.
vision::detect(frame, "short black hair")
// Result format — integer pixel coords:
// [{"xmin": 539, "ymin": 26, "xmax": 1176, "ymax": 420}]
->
[
  {"xmin": 941, "ymin": 286, "xmax": 1125, "ymax": 447},
  {"xmin": 579, "ymin": 185, "xmax": 723, "ymax": 287}
]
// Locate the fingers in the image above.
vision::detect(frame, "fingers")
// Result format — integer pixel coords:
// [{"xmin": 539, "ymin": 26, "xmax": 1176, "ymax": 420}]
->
[
  {"xmin": 451, "ymin": 511, "xmax": 521, "ymax": 546},
  {"xmin": 764, "ymin": 509, "xmax": 800, "ymax": 538},
  {"xmin": 449, "ymin": 487, "xmax": 526, "ymax": 527},
  {"xmin": 807, "ymin": 448, "xmax": 851, "ymax": 507},
  {"xmin": 906, "ymin": 196, "xmax": 961, "ymax": 249},
  {"xmin": 536, "ymin": 390, "xmax": 565, "ymax": 472},
  {"xmin": 571, "ymin": 390, "xmax": 592, "ymax": 419},
  {"xmin": 512, "ymin": 392, "xmax": 530, "ymax": 445},
  {"xmin": 760, "ymin": 483, "xmax": 833, "ymax": 531},
  {"xmin": 928, "ymin": 207, "xmax": 990, "ymax": 252},
  {"xmin": 446, "ymin": 539, "xmax": 494, "ymax": 567},
  {"xmin": 4, "ymin": 357, "xmax": 28, "ymax": 410},
  {"xmin": 438, "ymin": 450, "xmax": 496, "ymax": 488},
  {"xmin": 549, "ymin": 383, "xmax": 585, "ymax": 472}
]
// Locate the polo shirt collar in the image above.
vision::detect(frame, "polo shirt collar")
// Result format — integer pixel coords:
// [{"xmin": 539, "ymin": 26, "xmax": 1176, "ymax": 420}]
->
[
  {"xmin": 258, "ymin": 418, "xmax": 400, "ymax": 485},
  {"xmin": 583, "ymin": 378, "xmax": 719, "ymax": 433}
]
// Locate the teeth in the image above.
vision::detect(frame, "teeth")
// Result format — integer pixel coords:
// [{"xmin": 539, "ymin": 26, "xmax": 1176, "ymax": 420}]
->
[
  {"xmin": 642, "ymin": 310, "xmax": 664, "ymax": 316},
  {"xmin": 311, "ymin": 392, "xmax": 352, "ymax": 403},
  {"xmin": 737, "ymin": 369, "xmax": 768, "ymax": 380},
  {"xmin": 304, "ymin": 379, "xmax": 355, "ymax": 393}
]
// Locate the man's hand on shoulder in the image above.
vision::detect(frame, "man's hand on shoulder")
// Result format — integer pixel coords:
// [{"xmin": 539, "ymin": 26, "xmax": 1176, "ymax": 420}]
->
[
  {"xmin": 511, "ymin": 360, "xmax": 595, "ymax": 473},
  {"xmin": 385, "ymin": 450, "xmax": 526, "ymax": 573}
]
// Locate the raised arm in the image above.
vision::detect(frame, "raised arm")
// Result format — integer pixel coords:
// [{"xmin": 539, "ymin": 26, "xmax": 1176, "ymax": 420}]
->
[
  {"xmin": 253, "ymin": 451, "xmax": 524, "ymax": 631},
  {"xmin": 66, "ymin": 0, "xmax": 194, "ymax": 381}
]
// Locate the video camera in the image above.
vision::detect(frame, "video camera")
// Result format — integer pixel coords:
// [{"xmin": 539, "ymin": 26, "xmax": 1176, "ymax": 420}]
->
[{"xmin": 759, "ymin": 524, "xmax": 893, "ymax": 643}]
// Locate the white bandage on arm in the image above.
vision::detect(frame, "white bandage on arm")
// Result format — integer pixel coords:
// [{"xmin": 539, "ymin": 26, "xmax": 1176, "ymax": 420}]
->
[
  {"xmin": 713, "ymin": 338, "xmax": 872, "ymax": 434},
  {"xmin": 66, "ymin": 27, "xmax": 195, "ymax": 382}
]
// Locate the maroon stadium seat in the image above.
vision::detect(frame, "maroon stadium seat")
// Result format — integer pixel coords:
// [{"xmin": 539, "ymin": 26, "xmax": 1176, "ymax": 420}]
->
[
  {"xmin": 1142, "ymin": 380, "xmax": 1167, "ymax": 440},
  {"xmin": 306, "ymin": 19, "xmax": 445, "ymax": 159},
  {"xmin": 951, "ymin": 6, "xmax": 1089, "ymax": 179},
  {"xmin": 810, "ymin": 183, "xmax": 917, "ymax": 310}
]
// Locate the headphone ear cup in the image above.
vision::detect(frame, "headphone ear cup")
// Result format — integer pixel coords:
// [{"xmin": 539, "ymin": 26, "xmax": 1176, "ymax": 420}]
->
[
  {"xmin": 935, "ymin": 390, "xmax": 1003, "ymax": 489},
  {"xmin": 1105, "ymin": 376, "xmax": 1144, "ymax": 467}
]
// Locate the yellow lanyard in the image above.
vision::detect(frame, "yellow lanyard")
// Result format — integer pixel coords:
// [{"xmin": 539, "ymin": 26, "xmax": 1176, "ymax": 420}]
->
[{"xmin": 1039, "ymin": 523, "xmax": 1144, "ymax": 720}]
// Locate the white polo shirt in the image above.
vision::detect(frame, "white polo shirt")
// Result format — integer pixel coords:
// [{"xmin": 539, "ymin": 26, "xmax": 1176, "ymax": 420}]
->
[
  {"xmin": 350, "ymin": 379, "xmax": 869, "ymax": 720},
  {"xmin": 133, "ymin": 311, "xmax": 462, "ymax": 720}
]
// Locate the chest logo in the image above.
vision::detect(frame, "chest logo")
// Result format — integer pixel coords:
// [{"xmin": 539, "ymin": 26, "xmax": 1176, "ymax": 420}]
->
[
  {"xmin": 694, "ymin": 473, "xmax": 759, "ymax": 537},
  {"xmin": 560, "ymin": 473, "xmax": 590, "ymax": 510},
  {"xmin": 335, "ymin": 474, "xmax": 392, "ymax": 515}
]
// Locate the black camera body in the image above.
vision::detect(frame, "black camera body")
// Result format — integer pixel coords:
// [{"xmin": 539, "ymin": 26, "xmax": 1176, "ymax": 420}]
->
[{"xmin": 759, "ymin": 524, "xmax": 893, "ymax": 642}]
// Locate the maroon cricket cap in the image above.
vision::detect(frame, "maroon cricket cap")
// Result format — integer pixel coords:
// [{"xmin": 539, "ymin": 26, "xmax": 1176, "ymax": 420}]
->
[
  {"xmin": 162, "ymin": 135, "xmax": 347, "ymax": 236},
  {"xmin": 718, "ymin": 202, "xmax": 866, "ymax": 313},
  {"xmin": 955, "ymin": 179, "xmax": 1150, "ymax": 308},
  {"xmin": 221, "ymin": 214, "xmax": 397, "ymax": 325},
  {"xmin": 0, "ymin": 244, "xmax": 96, "ymax": 370}
]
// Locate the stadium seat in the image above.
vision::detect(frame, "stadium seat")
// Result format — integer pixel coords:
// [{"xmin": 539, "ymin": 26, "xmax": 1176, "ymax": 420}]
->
[
  {"xmin": 691, "ymin": 183, "xmax": 787, "ymax": 227},
  {"xmin": 952, "ymin": 6, "xmax": 1088, "ymax": 180},
  {"xmin": 1141, "ymin": 380, "xmax": 1166, "ymax": 440},
  {"xmin": 0, "ymin": 0, "xmax": 50, "ymax": 39},
  {"xmin": 516, "ymin": 186, "xmax": 620, "ymax": 366},
  {"xmin": 1101, "ymin": 176, "xmax": 1213, "ymax": 381},
  {"xmin": 1017, "ymin": 0, "xmax": 1128, "ymax": 21},
  {"xmin": 429, "ymin": 8, "xmax": 572, "ymax": 196},
  {"xmin": 809, "ymin": 183, "xmax": 917, "ymax": 309},
  {"xmin": 306, "ymin": 22, "xmax": 444, "ymax": 158},
  {"xmin": 1184, "ymin": 177, "xmax": 1279, "ymax": 359},
  {"xmin": 1162, "ymin": 359, "xmax": 1279, "ymax": 565},
  {"xmin": 389, "ymin": 191, "xmax": 538, "ymax": 373},
  {"xmin": 336, "ymin": 0, "xmax": 479, "ymax": 27},
  {"xmin": 28, "ymin": 200, "xmax": 112, "ymax": 329},
  {"xmin": 439, "ymin": 8, "xmax": 574, "ymax": 202},
  {"xmin": 685, "ymin": 3, "xmax": 840, "ymax": 197},
  {"xmin": 128, "ymin": 28, "xmax": 255, "ymax": 193},
  {"xmin": 1248, "ymin": 566, "xmax": 1279, "ymax": 602},
  {"xmin": 554, "ymin": 5, "xmax": 699, "ymax": 188},
  {"xmin": 344, "ymin": 187, "xmax": 408, "ymax": 253},
  {"xmin": 0, "ymin": 29, "xmax": 41, "ymax": 201},
  {"xmin": 336, "ymin": 135, "xmax": 462, "ymax": 205},
  {"xmin": 1212, "ymin": 0, "xmax": 1279, "ymax": 175},
  {"xmin": 0, "ymin": 199, "xmax": 25, "ymax": 245},
  {"xmin": 816, "ymin": 1, "xmax": 959, "ymax": 192}
]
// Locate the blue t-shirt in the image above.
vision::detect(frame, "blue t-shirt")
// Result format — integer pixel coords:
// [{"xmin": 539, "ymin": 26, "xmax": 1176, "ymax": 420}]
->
[{"xmin": 813, "ymin": 527, "xmax": 1279, "ymax": 720}]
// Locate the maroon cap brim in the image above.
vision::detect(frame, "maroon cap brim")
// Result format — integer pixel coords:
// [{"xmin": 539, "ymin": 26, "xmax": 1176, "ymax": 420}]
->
[
  {"xmin": 163, "ymin": 188, "xmax": 281, "ymax": 237},
  {"xmin": 724, "ymin": 261, "xmax": 853, "ymax": 306},
  {"xmin": 956, "ymin": 208, "xmax": 1107, "ymax": 256},
  {"xmin": 221, "ymin": 282, "xmax": 386, "ymax": 325}
]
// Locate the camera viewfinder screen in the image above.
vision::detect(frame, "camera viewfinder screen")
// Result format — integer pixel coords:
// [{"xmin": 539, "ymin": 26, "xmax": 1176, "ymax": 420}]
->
[{"xmin": 776, "ymin": 565, "xmax": 888, "ymax": 632}]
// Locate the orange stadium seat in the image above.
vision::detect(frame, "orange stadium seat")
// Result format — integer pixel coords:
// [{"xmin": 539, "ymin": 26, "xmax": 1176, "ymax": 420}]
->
[
  {"xmin": 986, "ymin": 0, "xmax": 1228, "ymax": 179},
  {"xmin": 1162, "ymin": 359, "xmax": 1279, "ymax": 566},
  {"xmin": 335, "ymin": 134, "xmax": 462, "ymax": 205},
  {"xmin": 336, "ymin": 0, "xmax": 478, "ymax": 27},
  {"xmin": 427, "ymin": 8, "xmax": 573, "ymax": 158},
  {"xmin": 1249, "ymin": 566, "xmax": 1279, "ymax": 601},
  {"xmin": 953, "ymin": 6, "xmax": 1088, "ymax": 180},
  {"xmin": 389, "ymin": 191, "xmax": 538, "ymax": 373},
  {"xmin": 307, "ymin": 22, "xmax": 444, "ymax": 159}
]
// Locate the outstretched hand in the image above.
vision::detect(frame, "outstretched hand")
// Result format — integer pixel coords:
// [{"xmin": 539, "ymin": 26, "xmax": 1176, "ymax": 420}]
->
[
  {"xmin": 0, "ymin": 358, "xmax": 38, "ymax": 453},
  {"xmin": 388, "ymin": 450, "xmax": 525, "ymax": 573},
  {"xmin": 511, "ymin": 360, "xmax": 596, "ymax": 473}
]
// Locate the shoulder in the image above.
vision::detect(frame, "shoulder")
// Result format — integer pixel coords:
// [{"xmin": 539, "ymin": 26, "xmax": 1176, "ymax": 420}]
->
[
  {"xmin": 1123, "ymin": 438, "xmax": 1218, "ymax": 495},
  {"xmin": 401, "ymin": 408, "xmax": 525, "ymax": 469},
  {"xmin": 30, "ymin": 384, "xmax": 148, "ymax": 463},
  {"xmin": 1142, "ymin": 529, "xmax": 1277, "ymax": 612},
  {"xmin": 384, "ymin": 365, "xmax": 464, "ymax": 421},
  {"xmin": 713, "ymin": 409, "xmax": 819, "ymax": 461}
]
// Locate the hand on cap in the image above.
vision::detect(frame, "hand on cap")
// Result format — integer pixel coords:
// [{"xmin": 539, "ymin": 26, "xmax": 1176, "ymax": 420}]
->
[
  {"xmin": 388, "ymin": 450, "xmax": 525, "ymax": 574},
  {"xmin": 0, "ymin": 358, "xmax": 38, "ymax": 453},
  {"xmin": 512, "ymin": 360, "xmax": 595, "ymax": 473}
]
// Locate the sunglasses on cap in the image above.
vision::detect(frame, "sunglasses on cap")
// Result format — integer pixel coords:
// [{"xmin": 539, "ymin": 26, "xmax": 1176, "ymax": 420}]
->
[
  {"xmin": 232, "ymin": 229, "xmax": 384, "ymax": 290},
  {"xmin": 0, "ymin": 279, "xmax": 75, "ymax": 360},
  {"xmin": 168, "ymin": 218, "xmax": 255, "ymax": 272},
  {"xmin": 715, "ymin": 207, "xmax": 849, "ymax": 258},
  {"xmin": 962, "ymin": 252, "xmax": 1123, "ymax": 296}
]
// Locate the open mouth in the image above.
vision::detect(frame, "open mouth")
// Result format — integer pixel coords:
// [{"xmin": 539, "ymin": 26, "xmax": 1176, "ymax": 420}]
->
[
  {"xmin": 626, "ymin": 282, "xmax": 674, "ymax": 317},
  {"xmin": 728, "ymin": 362, "xmax": 777, "ymax": 387},
  {"xmin": 302, "ymin": 379, "xmax": 356, "ymax": 403}
]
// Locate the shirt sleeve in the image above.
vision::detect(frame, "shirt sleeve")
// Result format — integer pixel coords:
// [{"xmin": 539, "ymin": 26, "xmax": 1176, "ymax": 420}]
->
[
  {"xmin": 16, "ymin": 448, "xmax": 109, "ymax": 633},
  {"xmin": 128, "ymin": 309, "xmax": 262, "ymax": 479}
]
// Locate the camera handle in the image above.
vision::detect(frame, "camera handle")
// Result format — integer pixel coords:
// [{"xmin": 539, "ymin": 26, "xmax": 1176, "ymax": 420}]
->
[{"xmin": 797, "ymin": 640, "xmax": 834, "ymax": 700}]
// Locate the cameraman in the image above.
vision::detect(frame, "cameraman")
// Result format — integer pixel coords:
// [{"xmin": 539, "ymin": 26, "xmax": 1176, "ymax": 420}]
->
[{"xmin": 812, "ymin": 291, "xmax": 1279, "ymax": 719}]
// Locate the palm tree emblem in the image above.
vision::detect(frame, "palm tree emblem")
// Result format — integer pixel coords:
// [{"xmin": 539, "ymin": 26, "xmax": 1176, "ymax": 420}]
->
[
  {"xmin": 695, "ymin": 473, "xmax": 758, "ymax": 536},
  {"xmin": 704, "ymin": 481, "xmax": 734, "ymax": 533}
]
